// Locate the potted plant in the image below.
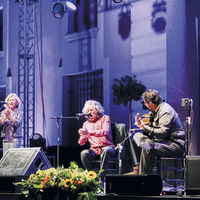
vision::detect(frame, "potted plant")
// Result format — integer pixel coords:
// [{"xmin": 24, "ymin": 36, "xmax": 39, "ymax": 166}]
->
[{"xmin": 112, "ymin": 75, "xmax": 146, "ymax": 129}]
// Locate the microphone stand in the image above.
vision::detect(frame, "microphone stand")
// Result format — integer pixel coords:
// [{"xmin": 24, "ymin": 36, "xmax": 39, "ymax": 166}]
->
[
  {"xmin": 185, "ymin": 99, "xmax": 193, "ymax": 157},
  {"xmin": 115, "ymin": 129, "xmax": 140, "ymax": 174},
  {"xmin": 50, "ymin": 115, "xmax": 82, "ymax": 167}
]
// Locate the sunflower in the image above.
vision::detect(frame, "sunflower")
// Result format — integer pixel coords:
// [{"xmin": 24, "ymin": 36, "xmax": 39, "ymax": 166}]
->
[
  {"xmin": 88, "ymin": 171, "xmax": 97, "ymax": 179},
  {"xmin": 63, "ymin": 179, "xmax": 73, "ymax": 188}
]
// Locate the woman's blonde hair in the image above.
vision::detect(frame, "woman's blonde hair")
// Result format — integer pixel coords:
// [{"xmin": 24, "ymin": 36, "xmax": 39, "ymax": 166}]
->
[
  {"xmin": 5, "ymin": 93, "xmax": 22, "ymax": 109},
  {"xmin": 82, "ymin": 100, "xmax": 105, "ymax": 115}
]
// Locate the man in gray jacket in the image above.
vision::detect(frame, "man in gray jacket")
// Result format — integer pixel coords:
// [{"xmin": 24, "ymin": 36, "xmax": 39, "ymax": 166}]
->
[{"xmin": 133, "ymin": 89, "xmax": 185, "ymax": 174}]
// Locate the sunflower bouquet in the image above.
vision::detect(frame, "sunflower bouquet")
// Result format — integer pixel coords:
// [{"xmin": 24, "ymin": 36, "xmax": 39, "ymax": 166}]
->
[{"xmin": 15, "ymin": 161, "xmax": 103, "ymax": 200}]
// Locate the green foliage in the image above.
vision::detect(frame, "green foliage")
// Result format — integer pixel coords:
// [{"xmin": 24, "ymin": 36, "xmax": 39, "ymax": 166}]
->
[
  {"xmin": 112, "ymin": 75, "xmax": 146, "ymax": 106},
  {"xmin": 15, "ymin": 161, "xmax": 103, "ymax": 200}
]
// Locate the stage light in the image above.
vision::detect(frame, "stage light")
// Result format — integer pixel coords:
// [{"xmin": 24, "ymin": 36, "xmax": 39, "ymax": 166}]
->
[
  {"xmin": 52, "ymin": 1, "xmax": 66, "ymax": 19},
  {"xmin": 151, "ymin": 0, "xmax": 166, "ymax": 33},
  {"xmin": 66, "ymin": 1, "xmax": 77, "ymax": 11},
  {"xmin": 52, "ymin": 0, "xmax": 77, "ymax": 19},
  {"xmin": 30, "ymin": 133, "xmax": 46, "ymax": 152}
]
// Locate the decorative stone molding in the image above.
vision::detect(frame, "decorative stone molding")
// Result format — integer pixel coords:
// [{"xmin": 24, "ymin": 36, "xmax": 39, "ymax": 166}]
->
[{"xmin": 64, "ymin": 27, "xmax": 98, "ymax": 43}]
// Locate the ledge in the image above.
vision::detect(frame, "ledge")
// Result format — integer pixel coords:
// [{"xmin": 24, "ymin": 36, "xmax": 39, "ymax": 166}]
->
[{"xmin": 64, "ymin": 27, "xmax": 99, "ymax": 42}]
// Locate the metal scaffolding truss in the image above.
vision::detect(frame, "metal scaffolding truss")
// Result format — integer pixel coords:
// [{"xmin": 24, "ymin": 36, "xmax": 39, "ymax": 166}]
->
[{"xmin": 17, "ymin": 0, "xmax": 36, "ymax": 147}]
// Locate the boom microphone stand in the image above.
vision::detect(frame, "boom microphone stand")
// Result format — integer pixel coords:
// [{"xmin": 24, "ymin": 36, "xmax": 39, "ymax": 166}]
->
[
  {"xmin": 50, "ymin": 115, "xmax": 83, "ymax": 167},
  {"xmin": 115, "ymin": 128, "xmax": 140, "ymax": 174}
]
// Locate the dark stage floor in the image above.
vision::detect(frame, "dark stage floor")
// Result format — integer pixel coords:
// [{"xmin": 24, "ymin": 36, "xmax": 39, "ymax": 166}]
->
[
  {"xmin": 97, "ymin": 194, "xmax": 200, "ymax": 200},
  {"xmin": 1, "ymin": 193, "xmax": 200, "ymax": 200}
]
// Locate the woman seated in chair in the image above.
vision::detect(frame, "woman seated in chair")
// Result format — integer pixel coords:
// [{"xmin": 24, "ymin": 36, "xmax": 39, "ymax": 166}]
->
[{"xmin": 78, "ymin": 100, "xmax": 116, "ymax": 178}]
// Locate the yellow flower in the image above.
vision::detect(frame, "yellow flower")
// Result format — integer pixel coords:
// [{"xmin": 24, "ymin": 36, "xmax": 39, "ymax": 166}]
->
[
  {"xmin": 88, "ymin": 171, "xmax": 97, "ymax": 179},
  {"xmin": 29, "ymin": 174, "xmax": 34, "ymax": 180},
  {"xmin": 54, "ymin": 171, "xmax": 58, "ymax": 176},
  {"xmin": 36, "ymin": 169, "xmax": 41, "ymax": 175},
  {"xmin": 63, "ymin": 179, "xmax": 73, "ymax": 188},
  {"xmin": 46, "ymin": 168, "xmax": 56, "ymax": 174}
]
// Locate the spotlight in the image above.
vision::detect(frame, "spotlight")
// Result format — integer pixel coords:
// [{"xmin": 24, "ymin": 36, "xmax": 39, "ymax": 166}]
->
[
  {"xmin": 30, "ymin": 133, "xmax": 46, "ymax": 152},
  {"xmin": 151, "ymin": 0, "xmax": 166, "ymax": 33},
  {"xmin": 52, "ymin": 1, "xmax": 66, "ymax": 19},
  {"xmin": 66, "ymin": 1, "xmax": 77, "ymax": 11},
  {"xmin": 52, "ymin": 0, "xmax": 77, "ymax": 19}
]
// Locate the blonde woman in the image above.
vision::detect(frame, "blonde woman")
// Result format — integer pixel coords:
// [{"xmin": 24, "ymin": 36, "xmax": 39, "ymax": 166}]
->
[{"xmin": 0, "ymin": 93, "xmax": 23, "ymax": 155}]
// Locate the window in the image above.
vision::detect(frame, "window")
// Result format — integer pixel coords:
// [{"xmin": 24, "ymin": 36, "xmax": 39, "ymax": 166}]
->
[
  {"xmin": 67, "ymin": 0, "xmax": 97, "ymax": 34},
  {"xmin": 62, "ymin": 69, "xmax": 103, "ymax": 147}
]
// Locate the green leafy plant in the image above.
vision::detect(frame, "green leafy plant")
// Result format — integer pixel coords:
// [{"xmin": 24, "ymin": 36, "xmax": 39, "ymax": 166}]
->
[
  {"xmin": 112, "ymin": 75, "xmax": 146, "ymax": 129},
  {"xmin": 15, "ymin": 161, "xmax": 103, "ymax": 200}
]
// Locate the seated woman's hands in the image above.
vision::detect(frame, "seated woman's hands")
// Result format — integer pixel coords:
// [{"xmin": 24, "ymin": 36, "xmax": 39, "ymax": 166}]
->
[{"xmin": 78, "ymin": 128, "xmax": 89, "ymax": 136}]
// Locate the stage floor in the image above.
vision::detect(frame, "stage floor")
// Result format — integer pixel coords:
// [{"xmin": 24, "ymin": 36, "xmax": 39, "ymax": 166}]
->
[
  {"xmin": 97, "ymin": 194, "xmax": 200, "ymax": 200},
  {"xmin": 1, "ymin": 192, "xmax": 200, "ymax": 200}
]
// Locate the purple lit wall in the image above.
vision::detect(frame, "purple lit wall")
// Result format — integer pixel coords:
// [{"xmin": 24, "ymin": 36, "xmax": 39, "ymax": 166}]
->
[
  {"xmin": 167, "ymin": 0, "xmax": 200, "ymax": 155},
  {"xmin": 1, "ymin": 0, "xmax": 200, "ymax": 155}
]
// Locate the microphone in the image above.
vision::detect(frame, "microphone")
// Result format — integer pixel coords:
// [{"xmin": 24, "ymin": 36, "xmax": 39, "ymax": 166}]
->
[
  {"xmin": 76, "ymin": 113, "xmax": 92, "ymax": 117},
  {"xmin": 128, "ymin": 128, "xmax": 141, "ymax": 133},
  {"xmin": 0, "ymin": 101, "xmax": 7, "ymax": 104}
]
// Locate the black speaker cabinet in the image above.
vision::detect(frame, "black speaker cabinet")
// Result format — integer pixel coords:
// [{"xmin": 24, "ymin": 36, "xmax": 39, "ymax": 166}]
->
[
  {"xmin": 0, "ymin": 147, "xmax": 52, "ymax": 176},
  {"xmin": 185, "ymin": 156, "xmax": 200, "ymax": 195},
  {"xmin": 105, "ymin": 174, "xmax": 162, "ymax": 196}
]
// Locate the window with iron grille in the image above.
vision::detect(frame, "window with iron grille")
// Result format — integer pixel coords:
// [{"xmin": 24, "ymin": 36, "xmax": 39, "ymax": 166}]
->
[{"xmin": 62, "ymin": 69, "xmax": 103, "ymax": 147}]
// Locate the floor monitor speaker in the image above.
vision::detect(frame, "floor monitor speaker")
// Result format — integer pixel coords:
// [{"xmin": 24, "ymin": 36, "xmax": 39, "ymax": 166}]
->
[
  {"xmin": 0, "ymin": 147, "xmax": 51, "ymax": 176},
  {"xmin": 185, "ymin": 156, "xmax": 200, "ymax": 195},
  {"xmin": 105, "ymin": 174, "xmax": 162, "ymax": 196}
]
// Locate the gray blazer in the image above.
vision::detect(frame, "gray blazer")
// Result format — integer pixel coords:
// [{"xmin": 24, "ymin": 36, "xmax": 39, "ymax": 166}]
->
[{"xmin": 143, "ymin": 102, "xmax": 185, "ymax": 144}]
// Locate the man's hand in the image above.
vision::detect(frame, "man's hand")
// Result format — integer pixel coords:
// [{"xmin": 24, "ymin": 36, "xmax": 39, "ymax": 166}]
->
[{"xmin": 135, "ymin": 113, "xmax": 145, "ymax": 130}]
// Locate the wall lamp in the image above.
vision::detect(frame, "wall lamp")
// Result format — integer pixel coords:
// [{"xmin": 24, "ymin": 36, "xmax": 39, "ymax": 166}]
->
[
  {"xmin": 151, "ymin": 0, "xmax": 166, "ymax": 33},
  {"xmin": 113, "ymin": 0, "xmax": 123, "ymax": 3},
  {"xmin": 118, "ymin": 8, "xmax": 131, "ymax": 39},
  {"xmin": 52, "ymin": 0, "xmax": 77, "ymax": 19}
]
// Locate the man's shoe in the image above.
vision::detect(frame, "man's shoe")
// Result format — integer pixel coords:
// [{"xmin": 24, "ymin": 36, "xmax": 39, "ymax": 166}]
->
[{"xmin": 124, "ymin": 165, "xmax": 139, "ymax": 175}]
